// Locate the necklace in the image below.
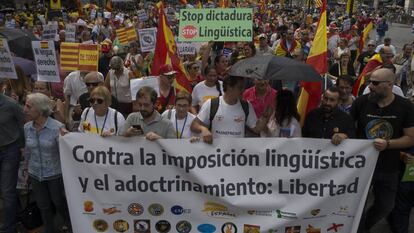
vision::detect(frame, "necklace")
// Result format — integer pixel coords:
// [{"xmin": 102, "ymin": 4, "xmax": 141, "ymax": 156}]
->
[
  {"xmin": 94, "ymin": 109, "xmax": 109, "ymax": 135},
  {"xmin": 175, "ymin": 112, "xmax": 188, "ymax": 139}
]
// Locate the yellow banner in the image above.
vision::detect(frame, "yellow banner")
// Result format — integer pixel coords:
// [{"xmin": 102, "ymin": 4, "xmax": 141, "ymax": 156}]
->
[
  {"xmin": 78, "ymin": 44, "xmax": 99, "ymax": 71},
  {"xmin": 60, "ymin": 42, "xmax": 79, "ymax": 71},
  {"xmin": 50, "ymin": 0, "xmax": 61, "ymax": 10}
]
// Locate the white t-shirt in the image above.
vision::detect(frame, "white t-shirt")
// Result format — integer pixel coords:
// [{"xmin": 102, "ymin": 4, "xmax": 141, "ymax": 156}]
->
[
  {"xmin": 261, "ymin": 117, "xmax": 301, "ymax": 138},
  {"xmin": 78, "ymin": 107, "xmax": 125, "ymax": 135},
  {"xmin": 63, "ymin": 71, "xmax": 88, "ymax": 105},
  {"xmin": 197, "ymin": 97, "xmax": 257, "ymax": 138},
  {"xmin": 191, "ymin": 80, "xmax": 223, "ymax": 107},
  {"xmin": 161, "ymin": 109, "xmax": 196, "ymax": 138}
]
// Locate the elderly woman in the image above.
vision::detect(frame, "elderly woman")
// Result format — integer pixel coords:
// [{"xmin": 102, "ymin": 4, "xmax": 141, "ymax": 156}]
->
[
  {"xmin": 124, "ymin": 41, "xmax": 144, "ymax": 78},
  {"xmin": 23, "ymin": 93, "xmax": 71, "ymax": 233},
  {"xmin": 32, "ymin": 81, "xmax": 65, "ymax": 123},
  {"xmin": 104, "ymin": 56, "xmax": 134, "ymax": 116},
  {"xmin": 79, "ymin": 86, "xmax": 125, "ymax": 136}
]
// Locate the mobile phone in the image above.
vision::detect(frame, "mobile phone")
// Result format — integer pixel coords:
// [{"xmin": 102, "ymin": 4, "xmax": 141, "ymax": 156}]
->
[{"xmin": 132, "ymin": 124, "xmax": 142, "ymax": 131}]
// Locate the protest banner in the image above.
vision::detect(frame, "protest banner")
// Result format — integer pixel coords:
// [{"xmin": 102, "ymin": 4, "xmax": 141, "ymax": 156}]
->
[
  {"xmin": 116, "ymin": 27, "xmax": 138, "ymax": 45},
  {"xmin": 65, "ymin": 24, "xmax": 77, "ymax": 42},
  {"xmin": 59, "ymin": 135, "xmax": 378, "ymax": 233},
  {"xmin": 343, "ymin": 19, "xmax": 351, "ymax": 31},
  {"xmin": 42, "ymin": 22, "xmax": 58, "ymax": 41},
  {"xmin": 137, "ymin": 9, "xmax": 149, "ymax": 22},
  {"xmin": 60, "ymin": 43, "xmax": 99, "ymax": 71},
  {"xmin": 179, "ymin": 8, "xmax": 253, "ymax": 42},
  {"xmin": 177, "ymin": 42, "xmax": 196, "ymax": 55},
  {"xmin": 78, "ymin": 44, "xmax": 99, "ymax": 71},
  {"xmin": 32, "ymin": 41, "xmax": 60, "ymax": 82},
  {"xmin": 138, "ymin": 28, "xmax": 157, "ymax": 52},
  {"xmin": 130, "ymin": 76, "xmax": 159, "ymax": 100},
  {"xmin": 0, "ymin": 39, "xmax": 18, "ymax": 79}
]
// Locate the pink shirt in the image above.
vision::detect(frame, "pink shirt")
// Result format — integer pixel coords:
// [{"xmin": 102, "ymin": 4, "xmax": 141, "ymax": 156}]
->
[{"xmin": 243, "ymin": 86, "xmax": 277, "ymax": 118}]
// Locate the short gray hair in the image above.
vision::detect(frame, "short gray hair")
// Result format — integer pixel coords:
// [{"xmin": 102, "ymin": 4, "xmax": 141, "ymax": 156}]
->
[
  {"xmin": 27, "ymin": 93, "xmax": 52, "ymax": 117},
  {"xmin": 109, "ymin": 56, "xmax": 124, "ymax": 70}
]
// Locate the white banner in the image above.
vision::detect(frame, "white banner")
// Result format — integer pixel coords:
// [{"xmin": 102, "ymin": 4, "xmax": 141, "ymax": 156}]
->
[
  {"xmin": 42, "ymin": 22, "xmax": 58, "ymax": 41},
  {"xmin": 32, "ymin": 41, "xmax": 60, "ymax": 83},
  {"xmin": 0, "ymin": 39, "xmax": 18, "ymax": 79},
  {"xmin": 59, "ymin": 135, "xmax": 378, "ymax": 233},
  {"xmin": 65, "ymin": 24, "xmax": 77, "ymax": 42},
  {"xmin": 177, "ymin": 42, "xmax": 196, "ymax": 55},
  {"xmin": 130, "ymin": 76, "xmax": 159, "ymax": 100},
  {"xmin": 137, "ymin": 9, "xmax": 149, "ymax": 22},
  {"xmin": 343, "ymin": 19, "xmax": 351, "ymax": 32},
  {"xmin": 138, "ymin": 28, "xmax": 157, "ymax": 52}
]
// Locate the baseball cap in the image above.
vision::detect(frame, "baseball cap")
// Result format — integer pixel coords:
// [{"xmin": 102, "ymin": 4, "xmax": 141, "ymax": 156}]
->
[{"xmin": 159, "ymin": 64, "xmax": 177, "ymax": 76}]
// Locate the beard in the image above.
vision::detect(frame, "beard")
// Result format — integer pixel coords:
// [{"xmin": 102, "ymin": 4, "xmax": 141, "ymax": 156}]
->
[
  {"xmin": 322, "ymin": 104, "xmax": 333, "ymax": 115},
  {"xmin": 140, "ymin": 109, "xmax": 154, "ymax": 119},
  {"xmin": 368, "ymin": 91, "xmax": 386, "ymax": 103}
]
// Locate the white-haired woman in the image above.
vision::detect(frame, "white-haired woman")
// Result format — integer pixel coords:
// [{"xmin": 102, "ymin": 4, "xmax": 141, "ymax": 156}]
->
[{"xmin": 23, "ymin": 93, "xmax": 71, "ymax": 233}]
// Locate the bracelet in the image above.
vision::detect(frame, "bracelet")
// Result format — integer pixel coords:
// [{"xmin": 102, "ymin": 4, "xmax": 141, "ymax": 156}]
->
[{"xmin": 386, "ymin": 139, "xmax": 390, "ymax": 149}]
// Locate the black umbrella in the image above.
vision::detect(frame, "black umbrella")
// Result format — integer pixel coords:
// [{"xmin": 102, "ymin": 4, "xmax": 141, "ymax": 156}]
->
[
  {"xmin": 229, "ymin": 55, "xmax": 321, "ymax": 82},
  {"xmin": 0, "ymin": 28, "xmax": 39, "ymax": 60}
]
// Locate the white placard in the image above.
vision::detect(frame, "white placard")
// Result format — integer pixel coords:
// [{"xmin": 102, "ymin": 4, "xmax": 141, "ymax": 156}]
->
[
  {"xmin": 90, "ymin": 9, "xmax": 97, "ymax": 20},
  {"xmin": 137, "ymin": 9, "xmax": 149, "ymax": 22},
  {"xmin": 137, "ymin": 28, "xmax": 157, "ymax": 53},
  {"xmin": 65, "ymin": 24, "xmax": 77, "ymax": 42},
  {"xmin": 177, "ymin": 42, "xmax": 196, "ymax": 55},
  {"xmin": 0, "ymin": 39, "xmax": 18, "ymax": 79},
  {"xmin": 59, "ymin": 135, "xmax": 379, "ymax": 233},
  {"xmin": 42, "ymin": 21, "xmax": 58, "ymax": 41},
  {"xmin": 130, "ymin": 76, "xmax": 160, "ymax": 100},
  {"xmin": 32, "ymin": 41, "xmax": 60, "ymax": 82},
  {"xmin": 343, "ymin": 19, "xmax": 351, "ymax": 31}
]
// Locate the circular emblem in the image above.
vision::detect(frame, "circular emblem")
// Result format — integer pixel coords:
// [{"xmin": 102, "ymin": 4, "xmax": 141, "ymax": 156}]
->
[
  {"xmin": 155, "ymin": 220, "xmax": 171, "ymax": 233},
  {"xmin": 113, "ymin": 220, "xmax": 129, "ymax": 232},
  {"xmin": 176, "ymin": 220, "xmax": 192, "ymax": 233},
  {"xmin": 197, "ymin": 224, "xmax": 216, "ymax": 233},
  {"xmin": 93, "ymin": 219, "xmax": 108, "ymax": 232},
  {"xmin": 134, "ymin": 220, "xmax": 150, "ymax": 233},
  {"xmin": 171, "ymin": 205, "xmax": 184, "ymax": 215},
  {"xmin": 182, "ymin": 25, "xmax": 198, "ymax": 39},
  {"xmin": 221, "ymin": 222, "xmax": 237, "ymax": 233},
  {"xmin": 148, "ymin": 203, "xmax": 164, "ymax": 216},
  {"xmin": 128, "ymin": 203, "xmax": 144, "ymax": 216},
  {"xmin": 365, "ymin": 119, "xmax": 393, "ymax": 139}
]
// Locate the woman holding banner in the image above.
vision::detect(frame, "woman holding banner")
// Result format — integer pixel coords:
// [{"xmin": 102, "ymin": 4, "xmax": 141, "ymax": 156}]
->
[
  {"xmin": 32, "ymin": 81, "xmax": 66, "ymax": 124},
  {"xmin": 23, "ymin": 93, "xmax": 71, "ymax": 233}
]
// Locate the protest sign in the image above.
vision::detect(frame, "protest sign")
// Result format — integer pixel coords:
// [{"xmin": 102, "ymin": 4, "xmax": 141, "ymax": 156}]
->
[
  {"xmin": 179, "ymin": 8, "xmax": 253, "ymax": 42},
  {"xmin": 137, "ymin": 9, "xmax": 148, "ymax": 22},
  {"xmin": 177, "ymin": 42, "xmax": 196, "ymax": 55},
  {"xmin": 60, "ymin": 135, "xmax": 378, "ymax": 233},
  {"xmin": 60, "ymin": 42, "xmax": 79, "ymax": 71},
  {"xmin": 42, "ymin": 22, "xmax": 58, "ymax": 41},
  {"xmin": 116, "ymin": 27, "xmax": 138, "ymax": 45},
  {"xmin": 65, "ymin": 24, "xmax": 77, "ymax": 42},
  {"xmin": 343, "ymin": 19, "xmax": 351, "ymax": 31},
  {"xmin": 0, "ymin": 39, "xmax": 18, "ymax": 79},
  {"xmin": 32, "ymin": 41, "xmax": 60, "ymax": 82},
  {"xmin": 78, "ymin": 44, "xmax": 99, "ymax": 71},
  {"xmin": 130, "ymin": 76, "xmax": 159, "ymax": 100},
  {"xmin": 138, "ymin": 28, "xmax": 157, "ymax": 52}
]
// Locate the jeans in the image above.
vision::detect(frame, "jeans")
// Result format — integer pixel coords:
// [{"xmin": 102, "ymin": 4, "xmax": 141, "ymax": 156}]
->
[
  {"xmin": 31, "ymin": 177, "xmax": 71, "ymax": 233},
  {"xmin": 390, "ymin": 182, "xmax": 414, "ymax": 233},
  {"xmin": 0, "ymin": 142, "xmax": 20, "ymax": 233},
  {"xmin": 358, "ymin": 172, "xmax": 399, "ymax": 233}
]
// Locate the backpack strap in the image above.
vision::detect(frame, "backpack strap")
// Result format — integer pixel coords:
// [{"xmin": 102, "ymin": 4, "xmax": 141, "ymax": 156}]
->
[
  {"xmin": 167, "ymin": 108, "xmax": 173, "ymax": 120},
  {"xmin": 240, "ymin": 100, "xmax": 249, "ymax": 121},
  {"xmin": 114, "ymin": 110, "xmax": 118, "ymax": 134},
  {"xmin": 209, "ymin": 97, "xmax": 220, "ymax": 131},
  {"xmin": 83, "ymin": 107, "xmax": 91, "ymax": 122}
]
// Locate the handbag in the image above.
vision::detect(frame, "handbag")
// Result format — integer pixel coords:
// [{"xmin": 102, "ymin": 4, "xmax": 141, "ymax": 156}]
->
[{"xmin": 18, "ymin": 190, "xmax": 43, "ymax": 230}]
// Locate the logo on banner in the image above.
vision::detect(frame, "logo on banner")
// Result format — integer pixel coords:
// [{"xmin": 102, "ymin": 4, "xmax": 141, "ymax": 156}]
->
[
  {"xmin": 197, "ymin": 223, "xmax": 216, "ymax": 233},
  {"xmin": 128, "ymin": 203, "xmax": 144, "ymax": 216},
  {"xmin": 284, "ymin": 226, "xmax": 300, "ymax": 233},
  {"xmin": 155, "ymin": 220, "xmax": 171, "ymax": 233},
  {"xmin": 276, "ymin": 210, "xmax": 297, "ymax": 219},
  {"xmin": 247, "ymin": 210, "xmax": 274, "ymax": 217},
  {"xmin": 332, "ymin": 206, "xmax": 353, "ymax": 217},
  {"xmin": 134, "ymin": 220, "xmax": 151, "ymax": 233},
  {"xmin": 182, "ymin": 25, "xmax": 198, "ymax": 39},
  {"xmin": 148, "ymin": 203, "xmax": 164, "ymax": 216},
  {"xmin": 171, "ymin": 205, "xmax": 191, "ymax": 215},
  {"xmin": 243, "ymin": 224, "xmax": 260, "ymax": 233},
  {"xmin": 221, "ymin": 222, "xmax": 237, "ymax": 233},
  {"xmin": 327, "ymin": 223, "xmax": 344, "ymax": 232},
  {"xmin": 93, "ymin": 219, "xmax": 108, "ymax": 232},
  {"xmin": 303, "ymin": 209, "xmax": 327, "ymax": 219},
  {"xmin": 103, "ymin": 206, "xmax": 122, "ymax": 215},
  {"xmin": 113, "ymin": 219, "xmax": 129, "ymax": 232},
  {"xmin": 83, "ymin": 200, "xmax": 94, "ymax": 213},
  {"xmin": 306, "ymin": 225, "xmax": 321, "ymax": 233},
  {"xmin": 202, "ymin": 202, "xmax": 236, "ymax": 219},
  {"xmin": 176, "ymin": 220, "xmax": 192, "ymax": 233}
]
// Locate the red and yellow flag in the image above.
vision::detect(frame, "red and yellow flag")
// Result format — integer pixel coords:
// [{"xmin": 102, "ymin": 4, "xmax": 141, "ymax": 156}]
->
[
  {"xmin": 352, "ymin": 54, "xmax": 383, "ymax": 96},
  {"xmin": 297, "ymin": 0, "xmax": 327, "ymax": 125},
  {"xmin": 219, "ymin": 0, "xmax": 229, "ymax": 8},
  {"xmin": 150, "ymin": 2, "xmax": 192, "ymax": 93},
  {"xmin": 357, "ymin": 21, "xmax": 373, "ymax": 56},
  {"xmin": 179, "ymin": 0, "xmax": 188, "ymax": 5},
  {"xmin": 60, "ymin": 42, "xmax": 79, "ymax": 71},
  {"xmin": 105, "ymin": 0, "xmax": 112, "ymax": 12},
  {"xmin": 346, "ymin": 0, "xmax": 357, "ymax": 16}
]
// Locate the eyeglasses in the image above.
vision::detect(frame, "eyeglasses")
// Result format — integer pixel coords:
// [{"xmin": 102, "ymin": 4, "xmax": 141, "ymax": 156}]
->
[
  {"xmin": 89, "ymin": 98, "xmax": 104, "ymax": 104},
  {"xmin": 192, "ymin": 66, "xmax": 199, "ymax": 70},
  {"xmin": 369, "ymin": 80, "xmax": 389, "ymax": 86},
  {"xmin": 85, "ymin": 82, "xmax": 100, "ymax": 87}
]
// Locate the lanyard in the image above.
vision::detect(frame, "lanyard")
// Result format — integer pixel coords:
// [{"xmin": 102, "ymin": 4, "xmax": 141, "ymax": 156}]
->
[
  {"xmin": 175, "ymin": 112, "xmax": 188, "ymax": 139},
  {"xmin": 94, "ymin": 110, "xmax": 109, "ymax": 135}
]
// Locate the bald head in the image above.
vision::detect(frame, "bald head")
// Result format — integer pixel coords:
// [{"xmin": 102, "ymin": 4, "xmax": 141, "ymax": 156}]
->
[
  {"xmin": 371, "ymin": 68, "xmax": 395, "ymax": 83},
  {"xmin": 84, "ymin": 72, "xmax": 104, "ymax": 83}
]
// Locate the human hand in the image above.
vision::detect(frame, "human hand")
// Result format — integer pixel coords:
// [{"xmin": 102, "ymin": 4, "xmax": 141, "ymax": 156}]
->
[
  {"xmin": 331, "ymin": 133, "xmax": 348, "ymax": 146},
  {"xmin": 60, "ymin": 127, "xmax": 69, "ymax": 136},
  {"xmin": 374, "ymin": 138, "xmax": 388, "ymax": 151},
  {"xmin": 145, "ymin": 131, "xmax": 161, "ymax": 141},
  {"xmin": 189, "ymin": 136, "xmax": 200, "ymax": 143},
  {"xmin": 125, "ymin": 126, "xmax": 142, "ymax": 137},
  {"xmin": 200, "ymin": 130, "xmax": 213, "ymax": 144},
  {"xmin": 401, "ymin": 151, "xmax": 414, "ymax": 164},
  {"xmin": 101, "ymin": 131, "xmax": 114, "ymax": 137}
]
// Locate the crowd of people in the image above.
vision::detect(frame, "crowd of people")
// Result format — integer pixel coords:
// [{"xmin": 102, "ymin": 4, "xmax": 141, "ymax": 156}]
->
[{"xmin": 1, "ymin": 0, "xmax": 414, "ymax": 233}]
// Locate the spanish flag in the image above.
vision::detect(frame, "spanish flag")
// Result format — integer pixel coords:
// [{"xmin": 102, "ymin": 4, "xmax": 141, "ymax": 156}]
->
[
  {"xmin": 357, "ymin": 21, "xmax": 373, "ymax": 57},
  {"xmin": 346, "ymin": 0, "xmax": 357, "ymax": 16},
  {"xmin": 50, "ymin": 0, "xmax": 61, "ymax": 10},
  {"xmin": 352, "ymin": 54, "xmax": 383, "ymax": 96},
  {"xmin": 150, "ymin": 2, "xmax": 192, "ymax": 93},
  {"xmin": 219, "ymin": 0, "xmax": 229, "ymax": 8},
  {"xmin": 297, "ymin": 0, "xmax": 327, "ymax": 125}
]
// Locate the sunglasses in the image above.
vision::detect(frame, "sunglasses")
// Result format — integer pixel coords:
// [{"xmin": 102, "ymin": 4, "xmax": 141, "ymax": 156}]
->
[
  {"xmin": 85, "ymin": 82, "xmax": 100, "ymax": 87},
  {"xmin": 370, "ymin": 80, "xmax": 389, "ymax": 86},
  {"xmin": 89, "ymin": 98, "xmax": 104, "ymax": 104}
]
